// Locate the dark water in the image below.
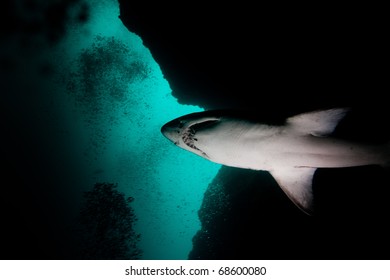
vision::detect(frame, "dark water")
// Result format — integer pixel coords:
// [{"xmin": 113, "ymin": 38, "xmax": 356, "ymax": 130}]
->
[{"xmin": 2, "ymin": 0, "xmax": 390, "ymax": 260}]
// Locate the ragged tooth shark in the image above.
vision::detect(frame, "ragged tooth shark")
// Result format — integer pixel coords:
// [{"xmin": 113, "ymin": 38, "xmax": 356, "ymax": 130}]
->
[{"xmin": 161, "ymin": 108, "xmax": 389, "ymax": 215}]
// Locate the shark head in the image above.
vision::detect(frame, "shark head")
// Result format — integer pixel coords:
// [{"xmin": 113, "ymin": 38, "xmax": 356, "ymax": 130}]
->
[
  {"xmin": 161, "ymin": 111, "xmax": 221, "ymax": 159},
  {"xmin": 161, "ymin": 110, "xmax": 276, "ymax": 166}
]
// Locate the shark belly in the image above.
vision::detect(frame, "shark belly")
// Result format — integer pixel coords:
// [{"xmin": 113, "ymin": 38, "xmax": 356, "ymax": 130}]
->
[
  {"xmin": 281, "ymin": 136, "xmax": 385, "ymax": 168},
  {"xmin": 229, "ymin": 133, "xmax": 385, "ymax": 171}
]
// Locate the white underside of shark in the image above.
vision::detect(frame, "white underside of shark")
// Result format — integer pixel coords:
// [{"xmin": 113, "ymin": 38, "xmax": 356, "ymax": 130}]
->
[{"xmin": 161, "ymin": 108, "xmax": 388, "ymax": 215}]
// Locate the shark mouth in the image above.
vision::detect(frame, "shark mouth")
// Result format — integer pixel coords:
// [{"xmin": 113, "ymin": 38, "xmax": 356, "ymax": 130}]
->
[
  {"xmin": 182, "ymin": 126, "xmax": 200, "ymax": 151},
  {"xmin": 181, "ymin": 119, "xmax": 219, "ymax": 156}
]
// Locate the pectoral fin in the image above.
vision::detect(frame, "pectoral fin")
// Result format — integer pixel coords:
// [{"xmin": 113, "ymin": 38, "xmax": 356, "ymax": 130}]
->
[{"xmin": 270, "ymin": 167, "xmax": 316, "ymax": 215}]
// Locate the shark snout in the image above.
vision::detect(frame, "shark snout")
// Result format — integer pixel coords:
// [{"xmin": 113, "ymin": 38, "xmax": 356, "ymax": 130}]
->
[{"xmin": 161, "ymin": 121, "xmax": 181, "ymax": 144}]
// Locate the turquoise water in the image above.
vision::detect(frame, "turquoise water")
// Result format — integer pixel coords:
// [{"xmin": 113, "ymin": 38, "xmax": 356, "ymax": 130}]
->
[{"xmin": 51, "ymin": 0, "xmax": 220, "ymax": 259}]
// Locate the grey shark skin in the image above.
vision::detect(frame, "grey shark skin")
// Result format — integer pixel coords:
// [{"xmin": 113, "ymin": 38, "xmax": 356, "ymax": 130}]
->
[{"xmin": 161, "ymin": 108, "xmax": 389, "ymax": 215}]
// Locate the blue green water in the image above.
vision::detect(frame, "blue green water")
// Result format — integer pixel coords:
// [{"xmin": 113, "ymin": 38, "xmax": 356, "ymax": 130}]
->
[{"xmin": 50, "ymin": 0, "xmax": 220, "ymax": 259}]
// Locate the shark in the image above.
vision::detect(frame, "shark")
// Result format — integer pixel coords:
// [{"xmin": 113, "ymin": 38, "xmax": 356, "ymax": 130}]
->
[{"xmin": 161, "ymin": 108, "xmax": 389, "ymax": 215}]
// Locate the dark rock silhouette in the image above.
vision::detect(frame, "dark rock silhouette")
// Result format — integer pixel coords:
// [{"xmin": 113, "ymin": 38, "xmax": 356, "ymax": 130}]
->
[{"xmin": 119, "ymin": 2, "xmax": 387, "ymax": 112}]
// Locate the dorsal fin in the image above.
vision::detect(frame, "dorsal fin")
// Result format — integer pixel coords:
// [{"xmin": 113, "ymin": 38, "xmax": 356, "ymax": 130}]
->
[{"xmin": 287, "ymin": 108, "xmax": 349, "ymax": 137}]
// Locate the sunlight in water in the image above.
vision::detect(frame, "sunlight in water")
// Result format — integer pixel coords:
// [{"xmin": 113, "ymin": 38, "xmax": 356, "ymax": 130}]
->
[{"xmin": 57, "ymin": 0, "xmax": 220, "ymax": 259}]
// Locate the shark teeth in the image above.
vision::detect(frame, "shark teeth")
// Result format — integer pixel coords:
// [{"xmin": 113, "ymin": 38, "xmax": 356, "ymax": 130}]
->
[
  {"xmin": 182, "ymin": 123, "xmax": 212, "ymax": 159},
  {"xmin": 182, "ymin": 127, "xmax": 199, "ymax": 150}
]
